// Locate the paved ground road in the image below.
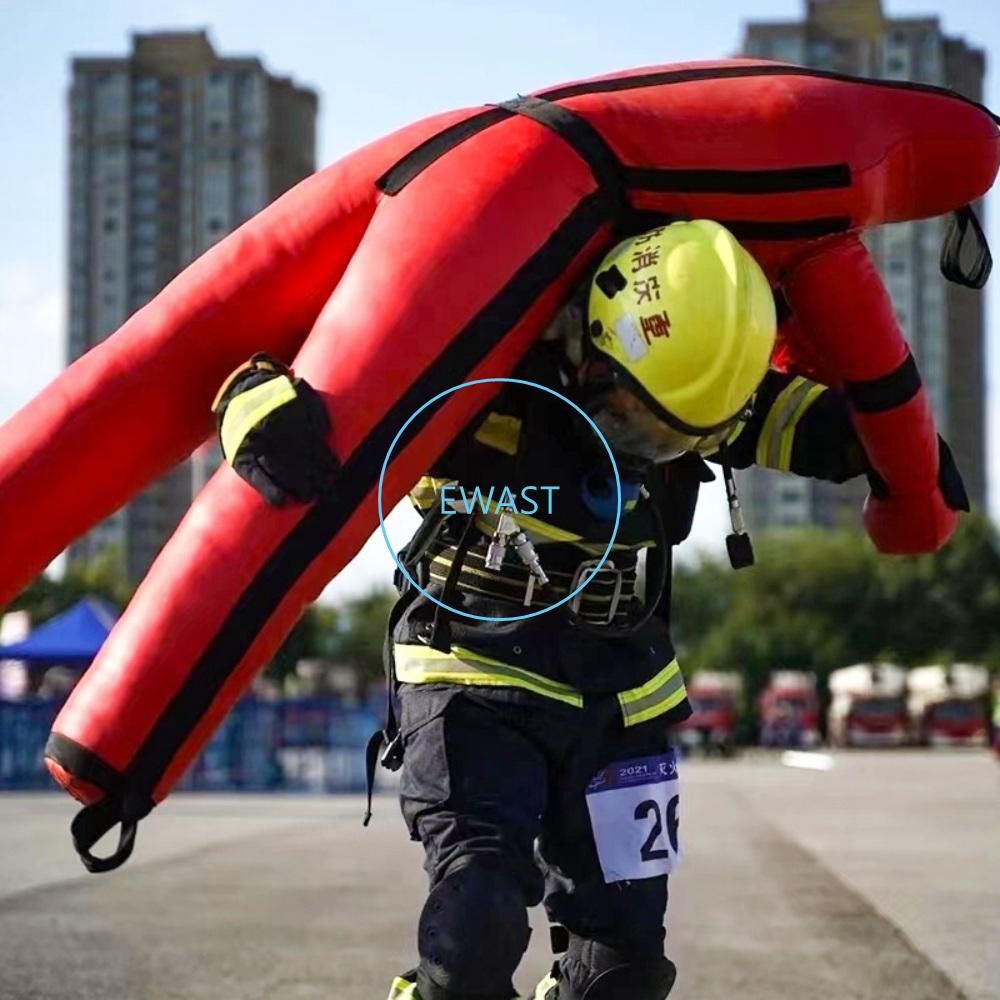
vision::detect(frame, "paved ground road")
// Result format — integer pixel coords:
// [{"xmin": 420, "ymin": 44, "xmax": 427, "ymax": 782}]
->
[{"xmin": 0, "ymin": 751, "xmax": 996, "ymax": 1000}]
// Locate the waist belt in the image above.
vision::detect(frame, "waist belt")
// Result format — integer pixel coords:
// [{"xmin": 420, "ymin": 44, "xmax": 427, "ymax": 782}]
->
[
  {"xmin": 394, "ymin": 643, "xmax": 689, "ymax": 726},
  {"xmin": 426, "ymin": 545, "xmax": 640, "ymax": 625}
]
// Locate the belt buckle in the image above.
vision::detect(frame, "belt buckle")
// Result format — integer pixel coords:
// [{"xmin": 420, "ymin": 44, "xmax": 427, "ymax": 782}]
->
[{"xmin": 569, "ymin": 559, "xmax": 623, "ymax": 625}]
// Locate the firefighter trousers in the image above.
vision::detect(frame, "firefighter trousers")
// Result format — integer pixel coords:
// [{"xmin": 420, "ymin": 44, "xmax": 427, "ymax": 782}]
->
[{"xmin": 395, "ymin": 682, "xmax": 674, "ymax": 999}]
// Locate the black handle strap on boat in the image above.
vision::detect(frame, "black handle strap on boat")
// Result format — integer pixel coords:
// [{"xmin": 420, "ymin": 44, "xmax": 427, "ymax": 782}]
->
[
  {"xmin": 495, "ymin": 96, "xmax": 630, "ymax": 226},
  {"xmin": 940, "ymin": 204, "xmax": 992, "ymax": 289},
  {"xmin": 70, "ymin": 796, "xmax": 138, "ymax": 874}
]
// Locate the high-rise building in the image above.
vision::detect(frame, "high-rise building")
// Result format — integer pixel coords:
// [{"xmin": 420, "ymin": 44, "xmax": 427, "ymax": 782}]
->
[
  {"xmin": 67, "ymin": 31, "xmax": 317, "ymax": 581},
  {"xmin": 740, "ymin": 0, "xmax": 987, "ymax": 531}
]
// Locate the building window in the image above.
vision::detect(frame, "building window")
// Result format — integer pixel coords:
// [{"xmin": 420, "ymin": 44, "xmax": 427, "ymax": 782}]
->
[
  {"xmin": 102, "ymin": 218, "xmax": 118, "ymax": 233},
  {"xmin": 133, "ymin": 97, "xmax": 157, "ymax": 118},
  {"xmin": 132, "ymin": 194, "xmax": 157, "ymax": 216},
  {"xmin": 133, "ymin": 76, "xmax": 159, "ymax": 97}
]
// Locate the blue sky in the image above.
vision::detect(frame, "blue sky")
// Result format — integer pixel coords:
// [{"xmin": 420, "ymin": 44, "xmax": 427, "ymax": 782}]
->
[{"xmin": 0, "ymin": 0, "xmax": 996, "ymax": 597}]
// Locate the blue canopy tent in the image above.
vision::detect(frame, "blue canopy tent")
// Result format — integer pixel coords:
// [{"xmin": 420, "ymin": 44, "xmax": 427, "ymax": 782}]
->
[
  {"xmin": 0, "ymin": 598, "xmax": 118, "ymax": 668},
  {"xmin": 0, "ymin": 598, "xmax": 117, "ymax": 788}
]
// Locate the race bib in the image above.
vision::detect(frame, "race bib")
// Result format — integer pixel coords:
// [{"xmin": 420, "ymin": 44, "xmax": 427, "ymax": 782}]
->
[{"xmin": 585, "ymin": 751, "xmax": 681, "ymax": 883}]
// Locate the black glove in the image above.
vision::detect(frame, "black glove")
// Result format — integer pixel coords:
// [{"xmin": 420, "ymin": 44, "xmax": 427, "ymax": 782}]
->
[
  {"xmin": 211, "ymin": 353, "xmax": 340, "ymax": 507},
  {"xmin": 660, "ymin": 453, "xmax": 716, "ymax": 545}
]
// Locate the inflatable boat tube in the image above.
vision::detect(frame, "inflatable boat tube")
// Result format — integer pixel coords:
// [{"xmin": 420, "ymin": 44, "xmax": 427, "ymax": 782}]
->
[{"xmin": 17, "ymin": 59, "xmax": 996, "ymax": 869}]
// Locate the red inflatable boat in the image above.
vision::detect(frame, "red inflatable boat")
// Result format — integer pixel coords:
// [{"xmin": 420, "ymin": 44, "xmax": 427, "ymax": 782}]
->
[{"xmin": 0, "ymin": 59, "xmax": 992, "ymax": 868}]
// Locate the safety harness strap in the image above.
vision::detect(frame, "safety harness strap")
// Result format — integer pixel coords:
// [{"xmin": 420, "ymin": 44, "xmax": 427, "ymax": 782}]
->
[
  {"xmin": 428, "ymin": 514, "xmax": 477, "ymax": 653},
  {"xmin": 364, "ymin": 501, "xmax": 449, "ymax": 826}
]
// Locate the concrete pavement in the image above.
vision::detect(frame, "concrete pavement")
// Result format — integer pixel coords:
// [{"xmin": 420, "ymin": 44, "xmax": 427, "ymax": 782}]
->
[{"xmin": 0, "ymin": 751, "xmax": 996, "ymax": 1000}]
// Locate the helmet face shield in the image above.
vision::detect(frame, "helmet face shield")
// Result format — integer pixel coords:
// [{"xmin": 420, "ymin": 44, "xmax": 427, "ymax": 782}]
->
[{"xmin": 585, "ymin": 386, "xmax": 715, "ymax": 464}]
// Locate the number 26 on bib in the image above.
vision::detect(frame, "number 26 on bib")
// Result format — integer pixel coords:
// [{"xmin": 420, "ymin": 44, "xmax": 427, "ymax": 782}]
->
[{"xmin": 585, "ymin": 751, "xmax": 681, "ymax": 883}]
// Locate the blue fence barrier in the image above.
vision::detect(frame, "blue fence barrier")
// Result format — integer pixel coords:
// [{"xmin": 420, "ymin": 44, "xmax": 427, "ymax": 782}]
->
[{"xmin": 0, "ymin": 697, "xmax": 381, "ymax": 793}]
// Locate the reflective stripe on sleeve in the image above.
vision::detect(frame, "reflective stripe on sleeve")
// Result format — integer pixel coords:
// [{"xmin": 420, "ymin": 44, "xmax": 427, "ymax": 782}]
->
[
  {"xmin": 756, "ymin": 376, "xmax": 823, "ymax": 471},
  {"xmin": 394, "ymin": 644, "xmax": 585, "ymax": 707},
  {"xmin": 220, "ymin": 375, "xmax": 297, "ymax": 462},
  {"xmin": 776, "ymin": 383, "xmax": 825, "ymax": 471},
  {"xmin": 387, "ymin": 977, "xmax": 419, "ymax": 1000},
  {"xmin": 617, "ymin": 659, "xmax": 687, "ymax": 726}
]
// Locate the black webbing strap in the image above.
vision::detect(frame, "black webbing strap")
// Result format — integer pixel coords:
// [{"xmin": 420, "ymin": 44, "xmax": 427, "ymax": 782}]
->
[
  {"xmin": 495, "ymin": 96, "xmax": 629, "ymax": 224},
  {"xmin": 940, "ymin": 204, "xmax": 992, "ymax": 289},
  {"xmin": 70, "ymin": 797, "xmax": 138, "ymax": 874},
  {"xmin": 428, "ymin": 514, "xmax": 478, "ymax": 653},
  {"xmin": 44, "ymin": 733, "xmax": 141, "ymax": 873},
  {"xmin": 845, "ymin": 353, "xmax": 922, "ymax": 413},
  {"xmin": 363, "ymin": 502, "xmax": 450, "ymax": 826}
]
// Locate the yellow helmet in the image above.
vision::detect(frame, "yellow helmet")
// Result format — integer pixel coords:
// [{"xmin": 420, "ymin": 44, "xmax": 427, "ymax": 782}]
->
[{"xmin": 586, "ymin": 220, "xmax": 776, "ymax": 460}]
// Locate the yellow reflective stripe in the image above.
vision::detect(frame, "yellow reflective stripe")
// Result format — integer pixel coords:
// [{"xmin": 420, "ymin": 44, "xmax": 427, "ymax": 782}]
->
[
  {"xmin": 387, "ymin": 976, "xmax": 418, "ymax": 1000},
  {"xmin": 220, "ymin": 375, "xmax": 297, "ymax": 462},
  {"xmin": 756, "ymin": 376, "xmax": 805, "ymax": 466},
  {"xmin": 409, "ymin": 476, "xmax": 457, "ymax": 509},
  {"xmin": 756, "ymin": 377, "xmax": 814, "ymax": 469},
  {"xmin": 776, "ymin": 383, "xmax": 825, "ymax": 471},
  {"xmin": 394, "ymin": 644, "xmax": 584, "ymax": 707},
  {"xmin": 473, "ymin": 412, "xmax": 522, "ymax": 455},
  {"xmin": 617, "ymin": 659, "xmax": 688, "ymax": 727},
  {"xmin": 395, "ymin": 646, "xmax": 687, "ymax": 723}
]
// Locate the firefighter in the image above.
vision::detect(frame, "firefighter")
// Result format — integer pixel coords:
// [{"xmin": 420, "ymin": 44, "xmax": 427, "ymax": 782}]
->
[
  {"xmin": 213, "ymin": 220, "xmax": 966, "ymax": 999},
  {"xmin": 376, "ymin": 220, "xmax": 930, "ymax": 1000}
]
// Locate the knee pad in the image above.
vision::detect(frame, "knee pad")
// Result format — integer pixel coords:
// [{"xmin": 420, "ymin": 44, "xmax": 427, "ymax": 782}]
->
[
  {"xmin": 417, "ymin": 862, "xmax": 530, "ymax": 999},
  {"xmin": 561, "ymin": 938, "xmax": 676, "ymax": 1000}
]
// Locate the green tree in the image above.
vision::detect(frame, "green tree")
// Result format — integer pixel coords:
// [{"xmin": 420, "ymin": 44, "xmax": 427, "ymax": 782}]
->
[
  {"xmin": 325, "ymin": 589, "xmax": 397, "ymax": 682},
  {"xmin": 672, "ymin": 511, "xmax": 1000, "ymax": 716},
  {"xmin": 265, "ymin": 589, "xmax": 396, "ymax": 683}
]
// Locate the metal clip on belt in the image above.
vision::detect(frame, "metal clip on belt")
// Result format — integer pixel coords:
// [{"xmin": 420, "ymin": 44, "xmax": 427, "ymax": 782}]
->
[{"xmin": 568, "ymin": 559, "xmax": 624, "ymax": 624}]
